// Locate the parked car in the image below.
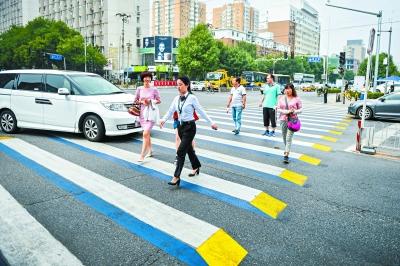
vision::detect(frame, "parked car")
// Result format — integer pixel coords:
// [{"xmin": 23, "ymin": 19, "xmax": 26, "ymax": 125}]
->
[
  {"xmin": 0, "ymin": 69, "xmax": 142, "ymax": 141},
  {"xmin": 191, "ymin": 81, "xmax": 206, "ymax": 91},
  {"xmin": 347, "ymin": 92, "xmax": 400, "ymax": 120}
]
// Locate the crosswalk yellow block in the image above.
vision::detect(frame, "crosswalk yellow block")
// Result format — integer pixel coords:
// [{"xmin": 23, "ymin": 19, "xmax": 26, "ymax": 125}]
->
[
  {"xmin": 334, "ymin": 125, "xmax": 346, "ymax": 130},
  {"xmin": 312, "ymin": 143, "xmax": 332, "ymax": 152},
  {"xmin": 197, "ymin": 228, "xmax": 248, "ymax": 266},
  {"xmin": 250, "ymin": 192, "xmax": 287, "ymax": 219},
  {"xmin": 0, "ymin": 136, "xmax": 13, "ymax": 140},
  {"xmin": 298, "ymin": 154, "xmax": 321, "ymax": 165},
  {"xmin": 321, "ymin": 136, "xmax": 338, "ymax": 142},
  {"xmin": 335, "ymin": 122, "xmax": 349, "ymax": 126},
  {"xmin": 328, "ymin": 130, "xmax": 343, "ymax": 135},
  {"xmin": 279, "ymin": 169, "xmax": 308, "ymax": 186},
  {"xmin": 342, "ymin": 119, "xmax": 352, "ymax": 123}
]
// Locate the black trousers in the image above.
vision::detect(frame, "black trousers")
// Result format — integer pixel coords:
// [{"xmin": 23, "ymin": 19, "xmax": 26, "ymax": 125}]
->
[
  {"xmin": 174, "ymin": 121, "xmax": 201, "ymax": 178},
  {"xmin": 263, "ymin": 107, "xmax": 276, "ymax": 128}
]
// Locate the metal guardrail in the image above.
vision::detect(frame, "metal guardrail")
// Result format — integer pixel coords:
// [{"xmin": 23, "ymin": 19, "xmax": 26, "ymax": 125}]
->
[{"xmin": 363, "ymin": 122, "xmax": 400, "ymax": 154}]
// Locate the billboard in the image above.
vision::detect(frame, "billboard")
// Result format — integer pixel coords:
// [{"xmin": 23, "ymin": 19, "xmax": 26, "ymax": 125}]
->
[
  {"xmin": 143, "ymin": 37, "xmax": 155, "ymax": 48},
  {"xmin": 173, "ymin": 38, "xmax": 180, "ymax": 49},
  {"xmin": 154, "ymin": 36, "xmax": 172, "ymax": 62}
]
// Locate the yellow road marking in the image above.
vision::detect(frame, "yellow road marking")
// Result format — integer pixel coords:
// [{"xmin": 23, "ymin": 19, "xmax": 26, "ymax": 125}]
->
[
  {"xmin": 335, "ymin": 122, "xmax": 349, "ymax": 126},
  {"xmin": 0, "ymin": 136, "xmax": 13, "ymax": 140},
  {"xmin": 298, "ymin": 155, "xmax": 321, "ymax": 165},
  {"xmin": 321, "ymin": 136, "xmax": 338, "ymax": 142},
  {"xmin": 197, "ymin": 228, "xmax": 248, "ymax": 265},
  {"xmin": 328, "ymin": 130, "xmax": 343, "ymax": 135},
  {"xmin": 334, "ymin": 126, "xmax": 346, "ymax": 130},
  {"xmin": 250, "ymin": 192, "xmax": 287, "ymax": 219},
  {"xmin": 312, "ymin": 143, "xmax": 332, "ymax": 152},
  {"xmin": 279, "ymin": 170, "xmax": 307, "ymax": 186}
]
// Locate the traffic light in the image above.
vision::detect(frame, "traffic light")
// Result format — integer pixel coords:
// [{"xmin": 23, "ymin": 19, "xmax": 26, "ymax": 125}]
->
[
  {"xmin": 284, "ymin": 52, "xmax": 288, "ymax": 59},
  {"xmin": 339, "ymin": 52, "xmax": 346, "ymax": 65},
  {"xmin": 339, "ymin": 66, "xmax": 345, "ymax": 75}
]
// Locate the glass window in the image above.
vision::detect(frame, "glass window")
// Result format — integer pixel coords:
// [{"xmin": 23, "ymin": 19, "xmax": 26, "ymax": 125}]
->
[
  {"xmin": 45, "ymin": 74, "xmax": 71, "ymax": 93},
  {"xmin": 16, "ymin": 74, "xmax": 43, "ymax": 91},
  {"xmin": 0, "ymin": 73, "xmax": 16, "ymax": 89},
  {"xmin": 69, "ymin": 74, "xmax": 123, "ymax": 95},
  {"xmin": 385, "ymin": 94, "xmax": 400, "ymax": 101}
]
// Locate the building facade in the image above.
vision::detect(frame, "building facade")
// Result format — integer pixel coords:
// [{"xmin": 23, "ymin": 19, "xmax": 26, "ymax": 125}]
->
[
  {"xmin": 152, "ymin": 0, "xmax": 206, "ymax": 38},
  {"xmin": 343, "ymin": 39, "xmax": 365, "ymax": 73},
  {"xmin": 212, "ymin": 28, "xmax": 289, "ymax": 56},
  {"xmin": 0, "ymin": 0, "xmax": 39, "ymax": 34},
  {"xmin": 266, "ymin": 0, "xmax": 320, "ymax": 56},
  {"xmin": 39, "ymin": 0, "xmax": 150, "ymax": 74},
  {"xmin": 212, "ymin": 0, "xmax": 259, "ymax": 34}
]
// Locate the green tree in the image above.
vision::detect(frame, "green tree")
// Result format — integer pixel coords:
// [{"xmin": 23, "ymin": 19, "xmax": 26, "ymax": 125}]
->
[
  {"xmin": 344, "ymin": 70, "xmax": 355, "ymax": 81},
  {"xmin": 222, "ymin": 46, "xmax": 255, "ymax": 76},
  {"xmin": 0, "ymin": 17, "xmax": 106, "ymax": 72},
  {"xmin": 177, "ymin": 24, "xmax": 220, "ymax": 80},
  {"xmin": 358, "ymin": 53, "xmax": 398, "ymax": 78},
  {"xmin": 236, "ymin": 41, "xmax": 257, "ymax": 58}
]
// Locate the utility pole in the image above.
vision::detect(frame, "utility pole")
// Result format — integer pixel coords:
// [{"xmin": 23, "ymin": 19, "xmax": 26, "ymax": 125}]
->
[
  {"xmin": 116, "ymin": 13, "xmax": 131, "ymax": 84},
  {"xmin": 326, "ymin": 2, "xmax": 382, "ymax": 92}
]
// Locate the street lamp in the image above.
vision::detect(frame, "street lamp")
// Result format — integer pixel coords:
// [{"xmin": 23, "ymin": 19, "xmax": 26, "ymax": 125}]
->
[
  {"xmin": 326, "ymin": 2, "xmax": 382, "ymax": 92},
  {"xmin": 116, "ymin": 12, "xmax": 131, "ymax": 83},
  {"xmin": 379, "ymin": 27, "xmax": 392, "ymax": 79}
]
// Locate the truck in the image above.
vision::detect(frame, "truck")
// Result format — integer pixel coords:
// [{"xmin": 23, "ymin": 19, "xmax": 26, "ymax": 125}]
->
[{"xmin": 205, "ymin": 69, "xmax": 247, "ymax": 91}]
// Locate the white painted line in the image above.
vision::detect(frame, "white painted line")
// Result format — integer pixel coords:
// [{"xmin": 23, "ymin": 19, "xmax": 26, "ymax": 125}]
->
[
  {"xmin": 153, "ymin": 127, "xmax": 311, "ymax": 160},
  {"xmin": 60, "ymin": 137, "xmax": 267, "ymax": 204},
  {"xmin": 2, "ymin": 138, "xmax": 217, "ymax": 248},
  {"xmin": 0, "ymin": 184, "xmax": 83, "ymax": 266}
]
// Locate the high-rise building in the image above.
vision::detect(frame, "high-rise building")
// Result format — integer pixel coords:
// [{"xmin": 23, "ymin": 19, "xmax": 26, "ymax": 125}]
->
[
  {"xmin": 344, "ymin": 40, "xmax": 366, "ymax": 63},
  {"xmin": 153, "ymin": 0, "xmax": 206, "ymax": 38},
  {"xmin": 212, "ymin": 0, "xmax": 259, "ymax": 34},
  {"xmin": 266, "ymin": 0, "xmax": 320, "ymax": 56},
  {"xmin": 39, "ymin": 0, "xmax": 150, "ymax": 72},
  {"xmin": 0, "ymin": 0, "xmax": 39, "ymax": 34}
]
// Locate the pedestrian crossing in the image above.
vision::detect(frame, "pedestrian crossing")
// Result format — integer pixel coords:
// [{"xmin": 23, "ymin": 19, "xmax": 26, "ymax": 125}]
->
[{"xmin": 0, "ymin": 102, "xmax": 352, "ymax": 265}]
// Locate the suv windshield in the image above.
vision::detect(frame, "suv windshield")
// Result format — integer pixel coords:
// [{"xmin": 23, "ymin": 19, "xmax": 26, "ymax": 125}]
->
[{"xmin": 69, "ymin": 75, "xmax": 123, "ymax": 95}]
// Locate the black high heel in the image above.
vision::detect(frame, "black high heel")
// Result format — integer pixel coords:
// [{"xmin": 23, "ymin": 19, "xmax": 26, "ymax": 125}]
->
[
  {"xmin": 188, "ymin": 168, "xmax": 200, "ymax": 177},
  {"xmin": 168, "ymin": 178, "xmax": 181, "ymax": 187}
]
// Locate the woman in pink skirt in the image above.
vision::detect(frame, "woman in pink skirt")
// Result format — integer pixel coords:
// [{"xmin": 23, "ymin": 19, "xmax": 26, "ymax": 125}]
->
[{"xmin": 135, "ymin": 71, "xmax": 161, "ymax": 162}]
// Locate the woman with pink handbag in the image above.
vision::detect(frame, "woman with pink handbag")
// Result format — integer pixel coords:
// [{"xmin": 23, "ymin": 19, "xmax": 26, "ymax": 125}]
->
[{"xmin": 277, "ymin": 83, "xmax": 302, "ymax": 164}]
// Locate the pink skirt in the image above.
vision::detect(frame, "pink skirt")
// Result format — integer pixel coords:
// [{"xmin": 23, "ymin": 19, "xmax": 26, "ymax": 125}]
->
[{"xmin": 140, "ymin": 120, "xmax": 155, "ymax": 131}]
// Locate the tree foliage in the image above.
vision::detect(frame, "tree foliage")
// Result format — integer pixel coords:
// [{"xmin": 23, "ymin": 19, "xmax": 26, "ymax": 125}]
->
[
  {"xmin": 0, "ymin": 17, "xmax": 106, "ymax": 73},
  {"xmin": 177, "ymin": 24, "xmax": 220, "ymax": 80},
  {"xmin": 358, "ymin": 53, "xmax": 399, "ymax": 77}
]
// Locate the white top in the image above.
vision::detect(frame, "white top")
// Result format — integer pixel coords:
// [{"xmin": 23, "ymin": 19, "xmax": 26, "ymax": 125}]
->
[
  {"xmin": 162, "ymin": 93, "xmax": 214, "ymax": 124},
  {"xmin": 230, "ymin": 85, "xmax": 247, "ymax": 107}
]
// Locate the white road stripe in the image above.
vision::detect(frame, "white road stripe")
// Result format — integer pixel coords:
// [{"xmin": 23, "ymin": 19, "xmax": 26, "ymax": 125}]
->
[
  {"xmin": 153, "ymin": 127, "xmax": 308, "ymax": 159},
  {"xmin": 2, "ymin": 138, "xmax": 217, "ymax": 248},
  {"xmin": 60, "ymin": 137, "xmax": 268, "ymax": 204},
  {"xmin": 0, "ymin": 184, "xmax": 83, "ymax": 266}
]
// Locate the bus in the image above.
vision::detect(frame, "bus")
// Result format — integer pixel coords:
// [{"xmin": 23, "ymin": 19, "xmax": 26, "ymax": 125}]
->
[
  {"xmin": 293, "ymin": 73, "xmax": 315, "ymax": 85},
  {"xmin": 241, "ymin": 71, "xmax": 267, "ymax": 87},
  {"xmin": 275, "ymin": 74, "xmax": 291, "ymax": 86}
]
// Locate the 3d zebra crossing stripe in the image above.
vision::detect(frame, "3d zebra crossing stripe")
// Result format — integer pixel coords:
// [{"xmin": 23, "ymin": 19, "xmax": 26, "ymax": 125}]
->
[
  {"xmin": 0, "ymin": 138, "xmax": 247, "ymax": 265},
  {"xmin": 54, "ymin": 137, "xmax": 287, "ymax": 219},
  {"xmin": 198, "ymin": 118, "xmax": 338, "ymax": 142},
  {"xmin": 147, "ymin": 137, "xmax": 308, "ymax": 186},
  {"xmin": 0, "ymin": 184, "xmax": 83, "ymax": 266},
  {"xmin": 153, "ymin": 127, "xmax": 321, "ymax": 166}
]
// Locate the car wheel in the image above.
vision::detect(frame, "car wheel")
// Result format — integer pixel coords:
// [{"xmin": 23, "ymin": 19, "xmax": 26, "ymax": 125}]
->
[
  {"xmin": 83, "ymin": 115, "xmax": 105, "ymax": 142},
  {"xmin": 357, "ymin": 106, "xmax": 373, "ymax": 120},
  {"xmin": 0, "ymin": 110, "xmax": 19, "ymax": 133}
]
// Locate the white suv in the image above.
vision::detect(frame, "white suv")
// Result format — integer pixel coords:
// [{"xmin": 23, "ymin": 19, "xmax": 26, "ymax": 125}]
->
[{"xmin": 0, "ymin": 69, "xmax": 141, "ymax": 141}]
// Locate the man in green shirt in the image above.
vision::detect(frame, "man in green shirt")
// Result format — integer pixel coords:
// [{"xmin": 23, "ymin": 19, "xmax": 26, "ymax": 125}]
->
[{"xmin": 259, "ymin": 74, "xmax": 280, "ymax": 137}]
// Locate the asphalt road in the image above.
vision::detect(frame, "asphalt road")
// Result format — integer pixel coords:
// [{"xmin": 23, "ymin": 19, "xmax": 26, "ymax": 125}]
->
[{"xmin": 0, "ymin": 89, "xmax": 399, "ymax": 265}]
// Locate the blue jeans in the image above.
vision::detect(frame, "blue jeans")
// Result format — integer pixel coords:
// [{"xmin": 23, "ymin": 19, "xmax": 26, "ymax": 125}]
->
[{"xmin": 232, "ymin": 106, "xmax": 243, "ymax": 131}]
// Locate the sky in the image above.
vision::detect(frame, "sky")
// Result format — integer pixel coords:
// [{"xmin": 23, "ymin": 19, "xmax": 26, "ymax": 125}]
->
[{"xmin": 205, "ymin": 0, "xmax": 400, "ymax": 67}]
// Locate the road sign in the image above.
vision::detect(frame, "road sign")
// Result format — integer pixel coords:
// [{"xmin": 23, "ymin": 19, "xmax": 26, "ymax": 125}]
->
[
  {"xmin": 49, "ymin": 53, "xmax": 63, "ymax": 61},
  {"xmin": 308, "ymin": 57, "xmax": 321, "ymax": 63}
]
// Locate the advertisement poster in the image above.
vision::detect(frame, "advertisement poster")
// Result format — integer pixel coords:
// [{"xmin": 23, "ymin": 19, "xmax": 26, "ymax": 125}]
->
[{"xmin": 154, "ymin": 36, "xmax": 172, "ymax": 62}]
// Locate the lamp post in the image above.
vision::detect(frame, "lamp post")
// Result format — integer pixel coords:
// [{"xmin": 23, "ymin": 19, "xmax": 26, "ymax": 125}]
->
[
  {"xmin": 378, "ymin": 27, "xmax": 392, "ymax": 93},
  {"xmin": 116, "ymin": 13, "xmax": 131, "ymax": 83},
  {"xmin": 326, "ymin": 2, "xmax": 382, "ymax": 92}
]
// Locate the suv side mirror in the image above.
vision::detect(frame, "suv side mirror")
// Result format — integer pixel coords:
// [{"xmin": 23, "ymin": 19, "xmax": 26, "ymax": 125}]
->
[
  {"xmin": 379, "ymin": 97, "xmax": 385, "ymax": 102},
  {"xmin": 58, "ymin": 88, "xmax": 70, "ymax": 95}
]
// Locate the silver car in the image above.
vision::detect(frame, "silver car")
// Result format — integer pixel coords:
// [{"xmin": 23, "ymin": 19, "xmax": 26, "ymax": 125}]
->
[{"xmin": 348, "ymin": 92, "xmax": 400, "ymax": 120}]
